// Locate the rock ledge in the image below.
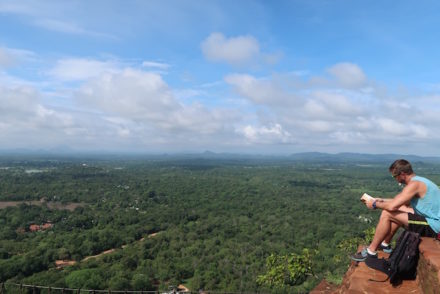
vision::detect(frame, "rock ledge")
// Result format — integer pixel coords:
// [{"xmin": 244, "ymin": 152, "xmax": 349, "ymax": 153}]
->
[{"xmin": 311, "ymin": 237, "xmax": 440, "ymax": 293}]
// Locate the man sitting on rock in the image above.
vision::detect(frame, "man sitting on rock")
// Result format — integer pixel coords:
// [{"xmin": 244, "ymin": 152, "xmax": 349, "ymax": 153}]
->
[{"xmin": 351, "ymin": 159, "xmax": 440, "ymax": 262}]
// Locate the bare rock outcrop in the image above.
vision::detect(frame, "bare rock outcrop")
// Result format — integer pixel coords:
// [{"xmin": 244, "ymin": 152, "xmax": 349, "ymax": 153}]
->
[{"xmin": 312, "ymin": 237, "xmax": 440, "ymax": 293}]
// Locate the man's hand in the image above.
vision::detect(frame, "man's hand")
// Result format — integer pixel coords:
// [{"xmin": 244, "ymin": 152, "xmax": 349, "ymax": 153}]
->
[{"xmin": 365, "ymin": 197, "xmax": 376, "ymax": 209}]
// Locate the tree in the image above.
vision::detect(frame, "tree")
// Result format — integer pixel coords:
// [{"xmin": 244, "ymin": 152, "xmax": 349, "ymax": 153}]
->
[
  {"xmin": 65, "ymin": 269, "xmax": 105, "ymax": 289},
  {"xmin": 131, "ymin": 274, "xmax": 153, "ymax": 291},
  {"xmin": 256, "ymin": 249, "xmax": 314, "ymax": 288},
  {"xmin": 108, "ymin": 274, "xmax": 131, "ymax": 291}
]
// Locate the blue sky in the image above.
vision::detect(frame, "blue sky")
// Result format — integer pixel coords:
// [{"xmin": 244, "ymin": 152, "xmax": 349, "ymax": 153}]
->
[{"xmin": 1, "ymin": 0, "xmax": 440, "ymax": 155}]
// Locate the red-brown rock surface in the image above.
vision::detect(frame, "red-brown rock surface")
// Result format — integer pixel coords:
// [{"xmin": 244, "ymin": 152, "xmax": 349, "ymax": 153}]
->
[
  {"xmin": 312, "ymin": 237, "xmax": 440, "ymax": 293},
  {"xmin": 418, "ymin": 237, "xmax": 440, "ymax": 293},
  {"xmin": 310, "ymin": 279, "xmax": 339, "ymax": 293}
]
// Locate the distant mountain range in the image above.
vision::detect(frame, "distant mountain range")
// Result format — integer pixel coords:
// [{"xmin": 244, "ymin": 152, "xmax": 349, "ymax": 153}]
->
[
  {"xmin": 287, "ymin": 152, "xmax": 440, "ymax": 163},
  {"xmin": 195, "ymin": 151, "xmax": 440, "ymax": 163},
  {"xmin": 0, "ymin": 149, "xmax": 439, "ymax": 163}
]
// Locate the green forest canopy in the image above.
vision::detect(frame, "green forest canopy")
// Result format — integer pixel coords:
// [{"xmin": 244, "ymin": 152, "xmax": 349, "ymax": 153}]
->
[{"xmin": 1, "ymin": 155, "xmax": 439, "ymax": 292}]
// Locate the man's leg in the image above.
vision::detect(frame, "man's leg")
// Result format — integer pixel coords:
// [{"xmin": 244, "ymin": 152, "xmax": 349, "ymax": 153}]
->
[
  {"xmin": 368, "ymin": 210, "xmax": 409, "ymax": 252},
  {"xmin": 383, "ymin": 221, "xmax": 400, "ymax": 244},
  {"xmin": 383, "ymin": 206, "xmax": 413, "ymax": 244}
]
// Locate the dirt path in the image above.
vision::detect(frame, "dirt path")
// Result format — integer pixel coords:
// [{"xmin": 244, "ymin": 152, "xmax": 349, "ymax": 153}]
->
[
  {"xmin": 56, "ymin": 231, "xmax": 161, "ymax": 266},
  {"xmin": 55, "ymin": 260, "xmax": 77, "ymax": 269},
  {"xmin": 82, "ymin": 249, "xmax": 115, "ymax": 261}
]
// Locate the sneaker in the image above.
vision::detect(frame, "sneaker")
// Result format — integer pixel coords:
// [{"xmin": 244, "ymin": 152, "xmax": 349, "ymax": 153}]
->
[
  {"xmin": 380, "ymin": 243, "xmax": 393, "ymax": 254},
  {"xmin": 350, "ymin": 247, "xmax": 378, "ymax": 262}
]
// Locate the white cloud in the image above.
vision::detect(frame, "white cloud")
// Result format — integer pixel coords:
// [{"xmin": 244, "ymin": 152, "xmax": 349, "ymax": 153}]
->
[
  {"xmin": 75, "ymin": 68, "xmax": 239, "ymax": 137},
  {"xmin": 303, "ymin": 99, "xmax": 328, "ymax": 118},
  {"xmin": 354, "ymin": 117, "xmax": 374, "ymax": 131},
  {"xmin": 327, "ymin": 62, "xmax": 367, "ymax": 88},
  {"xmin": 35, "ymin": 19, "xmax": 89, "ymax": 35},
  {"xmin": 201, "ymin": 32, "xmax": 260, "ymax": 65},
  {"xmin": 411, "ymin": 94, "xmax": 440, "ymax": 109},
  {"xmin": 223, "ymin": 63, "xmax": 440, "ymax": 152},
  {"xmin": 0, "ymin": 47, "xmax": 35, "ymax": 69},
  {"xmin": 77, "ymin": 69, "xmax": 177, "ymax": 118},
  {"xmin": 48, "ymin": 58, "xmax": 121, "ymax": 81},
  {"xmin": 225, "ymin": 74, "xmax": 264, "ymax": 102},
  {"xmin": 173, "ymin": 89, "xmax": 204, "ymax": 100},
  {"xmin": 263, "ymin": 52, "xmax": 284, "ymax": 65},
  {"xmin": 142, "ymin": 61, "xmax": 171, "ymax": 70},
  {"xmin": 410, "ymin": 124, "xmax": 429, "ymax": 138},
  {"xmin": 237, "ymin": 123, "xmax": 291, "ymax": 144},
  {"xmin": 0, "ymin": 1, "xmax": 116, "ymax": 39},
  {"xmin": 0, "ymin": 84, "xmax": 79, "ymax": 149},
  {"xmin": 311, "ymin": 91, "xmax": 361, "ymax": 116},
  {"xmin": 0, "ymin": 55, "xmax": 245, "ymax": 151},
  {"xmin": 0, "ymin": 85, "xmax": 40, "ymax": 117},
  {"xmin": 0, "ymin": 47, "xmax": 15, "ymax": 68},
  {"xmin": 301, "ymin": 120, "xmax": 334, "ymax": 133},
  {"xmin": 1, "ymin": 48, "xmax": 439, "ymax": 154},
  {"xmin": 35, "ymin": 18, "xmax": 117, "ymax": 39},
  {"xmin": 224, "ymin": 73, "xmax": 296, "ymax": 106},
  {"xmin": 376, "ymin": 118, "xmax": 428, "ymax": 139}
]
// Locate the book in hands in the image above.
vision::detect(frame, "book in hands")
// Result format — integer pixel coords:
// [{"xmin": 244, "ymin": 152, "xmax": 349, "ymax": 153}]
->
[{"xmin": 360, "ymin": 193, "xmax": 375, "ymax": 203}]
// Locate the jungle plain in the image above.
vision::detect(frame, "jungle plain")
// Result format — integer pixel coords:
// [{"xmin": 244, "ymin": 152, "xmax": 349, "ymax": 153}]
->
[{"xmin": 1, "ymin": 154, "xmax": 440, "ymax": 293}]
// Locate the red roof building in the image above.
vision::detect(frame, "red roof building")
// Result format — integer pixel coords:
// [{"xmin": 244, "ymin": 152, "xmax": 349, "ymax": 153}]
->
[{"xmin": 28, "ymin": 222, "xmax": 53, "ymax": 232}]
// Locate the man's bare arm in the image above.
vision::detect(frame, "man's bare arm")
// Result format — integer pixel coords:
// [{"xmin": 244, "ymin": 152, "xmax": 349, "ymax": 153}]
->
[{"xmin": 367, "ymin": 181, "xmax": 421, "ymax": 211}]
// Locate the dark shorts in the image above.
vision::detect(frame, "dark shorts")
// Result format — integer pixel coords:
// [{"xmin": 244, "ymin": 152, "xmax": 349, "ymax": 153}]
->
[{"xmin": 408, "ymin": 213, "xmax": 437, "ymax": 238}]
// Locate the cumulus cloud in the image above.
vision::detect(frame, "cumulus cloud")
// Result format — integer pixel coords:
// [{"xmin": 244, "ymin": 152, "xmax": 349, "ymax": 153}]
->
[
  {"xmin": 76, "ymin": 69, "xmax": 178, "ymax": 119},
  {"xmin": 0, "ymin": 56, "xmax": 244, "ymax": 151},
  {"xmin": 0, "ymin": 85, "xmax": 40, "ymax": 117},
  {"xmin": 224, "ymin": 63, "xmax": 440, "ymax": 152},
  {"xmin": 1, "ymin": 72, "xmax": 233, "ymax": 151},
  {"xmin": 0, "ymin": 84, "xmax": 80, "ymax": 149},
  {"xmin": 301, "ymin": 120, "xmax": 334, "ymax": 133},
  {"xmin": 410, "ymin": 124, "xmax": 429, "ymax": 138},
  {"xmin": 225, "ymin": 74, "xmax": 269, "ymax": 103},
  {"xmin": 303, "ymin": 100, "xmax": 328, "ymax": 118},
  {"xmin": 327, "ymin": 62, "xmax": 367, "ymax": 88},
  {"xmin": 305, "ymin": 91, "xmax": 361, "ymax": 118},
  {"xmin": 0, "ymin": 86, "xmax": 72, "ymax": 129},
  {"xmin": 75, "ymin": 68, "xmax": 239, "ymax": 137},
  {"xmin": 375, "ymin": 118, "xmax": 428, "ymax": 139},
  {"xmin": 201, "ymin": 32, "xmax": 260, "ymax": 65},
  {"xmin": 1, "ymin": 49, "xmax": 439, "ymax": 154},
  {"xmin": 224, "ymin": 73, "xmax": 297, "ymax": 106},
  {"xmin": 376, "ymin": 118, "xmax": 407, "ymax": 136},
  {"xmin": 48, "ymin": 58, "xmax": 121, "ymax": 81},
  {"xmin": 237, "ymin": 123, "xmax": 291, "ymax": 144}
]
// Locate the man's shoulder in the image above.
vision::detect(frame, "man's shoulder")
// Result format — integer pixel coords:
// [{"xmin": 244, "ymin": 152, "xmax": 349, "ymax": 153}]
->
[
  {"xmin": 406, "ymin": 179, "xmax": 428, "ymax": 199},
  {"xmin": 405, "ymin": 180, "xmax": 426, "ymax": 193},
  {"xmin": 411, "ymin": 176, "xmax": 437, "ymax": 188},
  {"xmin": 410, "ymin": 175, "xmax": 428, "ymax": 185}
]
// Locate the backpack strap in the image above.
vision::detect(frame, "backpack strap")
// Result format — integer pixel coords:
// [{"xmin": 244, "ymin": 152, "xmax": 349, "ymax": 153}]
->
[
  {"xmin": 368, "ymin": 276, "xmax": 390, "ymax": 283},
  {"xmin": 365, "ymin": 257, "xmax": 392, "ymax": 276}
]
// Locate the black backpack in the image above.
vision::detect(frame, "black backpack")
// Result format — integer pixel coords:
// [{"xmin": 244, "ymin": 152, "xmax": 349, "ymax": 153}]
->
[{"xmin": 365, "ymin": 230, "xmax": 421, "ymax": 285}]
